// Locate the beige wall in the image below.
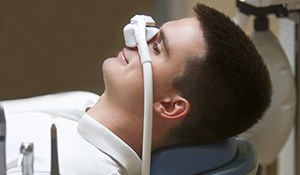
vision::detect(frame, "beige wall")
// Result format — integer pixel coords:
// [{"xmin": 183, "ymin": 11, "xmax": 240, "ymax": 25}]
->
[
  {"xmin": 0, "ymin": 1, "xmax": 279, "ymax": 100},
  {"xmin": 0, "ymin": 1, "xmax": 153, "ymax": 100}
]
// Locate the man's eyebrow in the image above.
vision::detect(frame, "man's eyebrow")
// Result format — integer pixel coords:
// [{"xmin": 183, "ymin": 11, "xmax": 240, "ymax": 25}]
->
[{"xmin": 159, "ymin": 30, "xmax": 170, "ymax": 57}]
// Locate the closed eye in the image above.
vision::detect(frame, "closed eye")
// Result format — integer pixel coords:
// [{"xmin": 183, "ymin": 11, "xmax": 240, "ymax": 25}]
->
[{"xmin": 153, "ymin": 41, "xmax": 161, "ymax": 55}]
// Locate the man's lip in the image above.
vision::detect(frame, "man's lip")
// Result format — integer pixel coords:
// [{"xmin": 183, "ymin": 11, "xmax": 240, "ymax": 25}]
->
[{"xmin": 118, "ymin": 50, "xmax": 129, "ymax": 64}]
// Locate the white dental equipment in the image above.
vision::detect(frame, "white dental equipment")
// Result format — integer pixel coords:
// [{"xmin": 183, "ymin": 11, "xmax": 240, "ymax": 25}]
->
[
  {"xmin": 234, "ymin": 0, "xmax": 299, "ymax": 174},
  {"xmin": 18, "ymin": 142, "xmax": 34, "ymax": 175},
  {"xmin": 123, "ymin": 15, "xmax": 159, "ymax": 175},
  {"xmin": 0, "ymin": 105, "xmax": 6, "ymax": 175}
]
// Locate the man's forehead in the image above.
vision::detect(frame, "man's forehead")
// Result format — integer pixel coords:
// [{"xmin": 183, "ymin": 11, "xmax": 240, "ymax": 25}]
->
[
  {"xmin": 159, "ymin": 17, "xmax": 206, "ymax": 58},
  {"xmin": 160, "ymin": 17, "xmax": 198, "ymax": 27}
]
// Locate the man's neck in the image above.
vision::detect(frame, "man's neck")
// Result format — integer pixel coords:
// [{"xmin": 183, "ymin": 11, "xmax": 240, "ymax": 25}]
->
[{"xmin": 87, "ymin": 95, "xmax": 144, "ymax": 156}]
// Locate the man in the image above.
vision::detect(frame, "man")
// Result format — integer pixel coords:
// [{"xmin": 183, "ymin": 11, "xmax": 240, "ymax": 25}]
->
[
  {"xmin": 88, "ymin": 2, "xmax": 271, "ymax": 151},
  {"xmin": 4, "ymin": 3, "xmax": 271, "ymax": 175}
]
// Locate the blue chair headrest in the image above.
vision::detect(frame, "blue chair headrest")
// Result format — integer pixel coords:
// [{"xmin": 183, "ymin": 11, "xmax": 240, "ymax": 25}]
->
[
  {"xmin": 150, "ymin": 137, "xmax": 237, "ymax": 175},
  {"xmin": 204, "ymin": 138, "xmax": 258, "ymax": 175}
]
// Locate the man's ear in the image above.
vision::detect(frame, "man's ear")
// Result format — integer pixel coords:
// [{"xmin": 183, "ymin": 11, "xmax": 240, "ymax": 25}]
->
[{"xmin": 153, "ymin": 95, "xmax": 190, "ymax": 120}]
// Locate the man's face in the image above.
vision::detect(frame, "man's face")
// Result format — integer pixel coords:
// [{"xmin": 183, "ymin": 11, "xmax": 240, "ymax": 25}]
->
[{"xmin": 102, "ymin": 17, "xmax": 206, "ymax": 112}]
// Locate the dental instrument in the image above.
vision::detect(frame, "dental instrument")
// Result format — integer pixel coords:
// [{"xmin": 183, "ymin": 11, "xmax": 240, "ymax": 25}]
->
[
  {"xmin": 18, "ymin": 142, "xmax": 34, "ymax": 175},
  {"xmin": 51, "ymin": 124, "xmax": 60, "ymax": 175},
  {"xmin": 0, "ymin": 105, "xmax": 6, "ymax": 175},
  {"xmin": 123, "ymin": 15, "xmax": 159, "ymax": 175}
]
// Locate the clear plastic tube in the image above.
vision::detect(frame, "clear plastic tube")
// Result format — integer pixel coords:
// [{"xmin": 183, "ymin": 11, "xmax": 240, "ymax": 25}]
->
[
  {"xmin": 135, "ymin": 16, "xmax": 153, "ymax": 175},
  {"xmin": 123, "ymin": 15, "xmax": 158, "ymax": 175}
]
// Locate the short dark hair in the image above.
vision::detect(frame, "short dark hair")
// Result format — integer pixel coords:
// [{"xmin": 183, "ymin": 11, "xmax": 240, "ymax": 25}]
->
[{"xmin": 169, "ymin": 3, "xmax": 272, "ymax": 145}]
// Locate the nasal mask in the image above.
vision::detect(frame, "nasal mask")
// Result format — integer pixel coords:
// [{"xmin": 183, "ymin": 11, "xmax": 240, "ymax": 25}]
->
[
  {"xmin": 123, "ymin": 15, "xmax": 159, "ymax": 63},
  {"xmin": 123, "ymin": 15, "xmax": 158, "ymax": 175}
]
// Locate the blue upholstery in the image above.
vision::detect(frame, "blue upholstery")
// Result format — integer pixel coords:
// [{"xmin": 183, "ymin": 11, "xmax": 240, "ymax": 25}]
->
[
  {"xmin": 150, "ymin": 137, "xmax": 257, "ymax": 175},
  {"xmin": 151, "ymin": 138, "xmax": 237, "ymax": 175},
  {"xmin": 204, "ymin": 138, "xmax": 257, "ymax": 175}
]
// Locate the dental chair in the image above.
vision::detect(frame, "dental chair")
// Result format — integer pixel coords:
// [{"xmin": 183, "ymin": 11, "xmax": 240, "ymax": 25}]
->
[
  {"xmin": 151, "ymin": 137, "xmax": 258, "ymax": 175},
  {"xmin": 1, "ymin": 91, "xmax": 257, "ymax": 175},
  {"xmin": 151, "ymin": 138, "xmax": 258, "ymax": 175}
]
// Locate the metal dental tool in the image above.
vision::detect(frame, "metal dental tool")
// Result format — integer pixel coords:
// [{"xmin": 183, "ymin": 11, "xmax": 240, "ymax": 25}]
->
[
  {"xmin": 50, "ymin": 124, "xmax": 60, "ymax": 175},
  {"xmin": 123, "ymin": 15, "xmax": 159, "ymax": 175},
  {"xmin": 0, "ymin": 104, "xmax": 6, "ymax": 175},
  {"xmin": 18, "ymin": 142, "xmax": 34, "ymax": 175}
]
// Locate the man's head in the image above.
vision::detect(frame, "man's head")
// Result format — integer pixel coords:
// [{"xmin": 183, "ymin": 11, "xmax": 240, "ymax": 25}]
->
[
  {"xmin": 101, "ymin": 3, "xmax": 271, "ymax": 150},
  {"xmin": 102, "ymin": 16, "xmax": 206, "ymax": 120}
]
